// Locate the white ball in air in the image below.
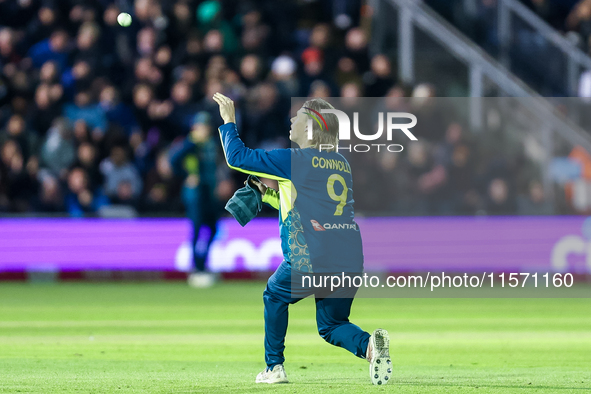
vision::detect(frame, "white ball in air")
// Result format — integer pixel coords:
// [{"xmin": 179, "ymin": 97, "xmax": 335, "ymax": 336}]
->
[{"xmin": 117, "ymin": 12, "xmax": 132, "ymax": 27}]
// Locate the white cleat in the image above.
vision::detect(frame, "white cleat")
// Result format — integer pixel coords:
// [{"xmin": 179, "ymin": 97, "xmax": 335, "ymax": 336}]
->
[
  {"xmin": 367, "ymin": 328, "xmax": 392, "ymax": 385},
  {"xmin": 255, "ymin": 364, "xmax": 288, "ymax": 384},
  {"xmin": 187, "ymin": 272, "xmax": 216, "ymax": 288}
]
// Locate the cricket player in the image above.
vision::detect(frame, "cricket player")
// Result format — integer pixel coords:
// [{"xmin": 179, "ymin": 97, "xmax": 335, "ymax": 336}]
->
[{"xmin": 213, "ymin": 92, "xmax": 391, "ymax": 385}]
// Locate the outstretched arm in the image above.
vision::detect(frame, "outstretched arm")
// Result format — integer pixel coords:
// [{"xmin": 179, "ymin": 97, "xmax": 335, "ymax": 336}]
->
[{"xmin": 213, "ymin": 93, "xmax": 290, "ymax": 181}]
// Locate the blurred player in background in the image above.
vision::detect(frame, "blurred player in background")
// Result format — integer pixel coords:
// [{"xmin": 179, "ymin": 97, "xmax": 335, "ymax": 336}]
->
[
  {"xmin": 213, "ymin": 92, "xmax": 392, "ymax": 385},
  {"xmin": 170, "ymin": 112, "xmax": 222, "ymax": 287}
]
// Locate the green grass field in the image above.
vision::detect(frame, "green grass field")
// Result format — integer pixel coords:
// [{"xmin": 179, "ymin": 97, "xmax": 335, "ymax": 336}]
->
[{"xmin": 0, "ymin": 282, "xmax": 590, "ymax": 393}]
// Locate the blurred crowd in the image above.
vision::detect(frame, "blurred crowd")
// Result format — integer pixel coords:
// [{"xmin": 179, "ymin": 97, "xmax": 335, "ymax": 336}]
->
[
  {"xmin": 426, "ymin": 0, "xmax": 591, "ymax": 96},
  {"xmin": 0, "ymin": 0, "xmax": 554, "ymax": 217},
  {"xmin": 344, "ymin": 92, "xmax": 554, "ymax": 216}
]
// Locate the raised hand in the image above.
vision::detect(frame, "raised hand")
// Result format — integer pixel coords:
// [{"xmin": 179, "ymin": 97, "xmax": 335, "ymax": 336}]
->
[{"xmin": 212, "ymin": 92, "xmax": 236, "ymax": 124}]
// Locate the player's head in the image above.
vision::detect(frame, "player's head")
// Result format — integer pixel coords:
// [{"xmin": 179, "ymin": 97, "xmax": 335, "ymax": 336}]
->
[
  {"xmin": 290, "ymin": 98, "xmax": 339, "ymax": 151},
  {"xmin": 191, "ymin": 111, "xmax": 212, "ymax": 142}
]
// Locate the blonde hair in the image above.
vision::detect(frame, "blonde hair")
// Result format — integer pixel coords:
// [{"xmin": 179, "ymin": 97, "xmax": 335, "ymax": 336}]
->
[{"xmin": 302, "ymin": 98, "xmax": 339, "ymax": 152}]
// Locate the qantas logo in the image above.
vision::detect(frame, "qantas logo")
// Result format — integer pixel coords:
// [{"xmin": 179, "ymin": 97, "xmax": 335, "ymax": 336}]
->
[
  {"xmin": 311, "ymin": 220, "xmax": 357, "ymax": 231},
  {"xmin": 310, "ymin": 220, "xmax": 326, "ymax": 231}
]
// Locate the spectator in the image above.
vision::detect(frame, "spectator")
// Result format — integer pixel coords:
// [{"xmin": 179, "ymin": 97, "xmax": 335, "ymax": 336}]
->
[
  {"xmin": 240, "ymin": 8, "xmax": 270, "ymax": 55},
  {"xmin": 341, "ymin": 81, "xmax": 363, "ymax": 98},
  {"xmin": 36, "ymin": 173, "xmax": 64, "ymax": 212},
  {"xmin": 169, "ymin": 80, "xmax": 198, "ymax": 136},
  {"xmin": 63, "ymin": 90, "xmax": 108, "ymax": 138},
  {"xmin": 26, "ymin": 5, "xmax": 61, "ymax": 46},
  {"xmin": 517, "ymin": 180, "xmax": 554, "ymax": 215},
  {"xmin": 335, "ymin": 56, "xmax": 362, "ymax": 88},
  {"xmin": 64, "ymin": 167, "xmax": 109, "ymax": 217},
  {"xmin": 485, "ymin": 178, "xmax": 516, "ymax": 215},
  {"xmin": 240, "ymin": 55, "xmax": 264, "ymax": 88},
  {"xmin": 1, "ymin": 139, "xmax": 38, "ymax": 212},
  {"xmin": 243, "ymin": 82, "xmax": 288, "ymax": 148},
  {"xmin": 196, "ymin": 0, "xmax": 239, "ymax": 54},
  {"xmin": 364, "ymin": 55, "xmax": 395, "ymax": 97},
  {"xmin": 271, "ymin": 55, "xmax": 298, "ymax": 97},
  {"xmin": 142, "ymin": 149, "xmax": 182, "ymax": 212},
  {"xmin": 566, "ymin": 0, "xmax": 591, "ymax": 40},
  {"xmin": 169, "ymin": 2, "xmax": 194, "ymax": 46},
  {"xmin": 28, "ymin": 29, "xmax": 70, "ymax": 70},
  {"xmin": 99, "ymin": 85, "xmax": 139, "ymax": 137},
  {"xmin": 299, "ymin": 47, "xmax": 336, "ymax": 96},
  {"xmin": 61, "ymin": 59, "xmax": 94, "ymax": 95},
  {"xmin": 100, "ymin": 144, "xmax": 142, "ymax": 204},
  {"xmin": 73, "ymin": 22, "xmax": 102, "ymax": 74},
  {"xmin": 39, "ymin": 60, "xmax": 60, "ymax": 85},
  {"xmin": 342, "ymin": 27, "xmax": 369, "ymax": 75},
  {"xmin": 0, "ymin": 113, "xmax": 39, "ymax": 161},
  {"xmin": 132, "ymin": 83, "xmax": 155, "ymax": 133},
  {"xmin": 74, "ymin": 142, "xmax": 102, "ymax": 190},
  {"xmin": 31, "ymin": 83, "xmax": 62, "ymax": 136},
  {"xmin": 446, "ymin": 143, "xmax": 479, "ymax": 214},
  {"xmin": 0, "ymin": 28, "xmax": 21, "ymax": 68},
  {"xmin": 40, "ymin": 118, "xmax": 75, "ymax": 179},
  {"xmin": 308, "ymin": 80, "xmax": 332, "ymax": 98}
]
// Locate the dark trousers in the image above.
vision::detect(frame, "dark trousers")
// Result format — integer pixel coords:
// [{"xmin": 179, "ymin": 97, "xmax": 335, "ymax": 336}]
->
[
  {"xmin": 182, "ymin": 185, "xmax": 219, "ymax": 272},
  {"xmin": 263, "ymin": 261, "xmax": 370, "ymax": 368}
]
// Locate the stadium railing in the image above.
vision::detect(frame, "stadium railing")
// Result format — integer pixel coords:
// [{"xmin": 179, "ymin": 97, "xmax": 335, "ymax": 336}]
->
[
  {"xmin": 496, "ymin": 0, "xmax": 591, "ymax": 97},
  {"xmin": 371, "ymin": 0, "xmax": 591, "ymax": 201}
]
